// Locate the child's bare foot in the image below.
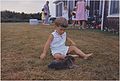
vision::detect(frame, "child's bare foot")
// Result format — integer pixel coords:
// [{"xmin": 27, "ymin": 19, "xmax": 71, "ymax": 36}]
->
[{"xmin": 84, "ymin": 53, "xmax": 93, "ymax": 59}]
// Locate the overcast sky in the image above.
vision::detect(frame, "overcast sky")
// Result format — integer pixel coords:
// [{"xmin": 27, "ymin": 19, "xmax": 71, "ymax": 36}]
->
[{"xmin": 1, "ymin": 0, "xmax": 56, "ymax": 17}]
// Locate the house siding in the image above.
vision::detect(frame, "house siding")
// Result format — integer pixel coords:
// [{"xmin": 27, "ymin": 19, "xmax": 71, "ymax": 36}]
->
[
  {"xmin": 106, "ymin": 17, "xmax": 119, "ymax": 32},
  {"xmin": 53, "ymin": 0, "xmax": 119, "ymax": 32},
  {"xmin": 105, "ymin": 1, "xmax": 119, "ymax": 32}
]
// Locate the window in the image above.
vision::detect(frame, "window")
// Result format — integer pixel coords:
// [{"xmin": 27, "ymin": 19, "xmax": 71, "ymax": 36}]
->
[
  {"xmin": 59, "ymin": 3, "xmax": 62, "ymax": 16},
  {"xmin": 63, "ymin": 0, "xmax": 67, "ymax": 7},
  {"xmin": 56, "ymin": 5, "xmax": 58, "ymax": 16},
  {"xmin": 56, "ymin": 2, "xmax": 63, "ymax": 17},
  {"xmin": 110, "ymin": 1, "xmax": 119, "ymax": 15},
  {"xmin": 69, "ymin": 1, "xmax": 74, "ymax": 11}
]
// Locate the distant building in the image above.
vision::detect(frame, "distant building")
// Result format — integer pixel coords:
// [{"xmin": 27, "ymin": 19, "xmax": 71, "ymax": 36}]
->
[{"xmin": 53, "ymin": 0, "xmax": 119, "ymax": 32}]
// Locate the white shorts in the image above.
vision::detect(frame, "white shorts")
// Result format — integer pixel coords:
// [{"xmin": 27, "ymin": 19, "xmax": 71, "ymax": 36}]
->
[
  {"xmin": 72, "ymin": 16, "xmax": 76, "ymax": 20},
  {"xmin": 51, "ymin": 46, "xmax": 69, "ymax": 56}
]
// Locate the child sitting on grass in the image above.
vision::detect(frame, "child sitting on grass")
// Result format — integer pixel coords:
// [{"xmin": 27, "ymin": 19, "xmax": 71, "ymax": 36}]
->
[{"xmin": 40, "ymin": 17, "xmax": 92, "ymax": 61}]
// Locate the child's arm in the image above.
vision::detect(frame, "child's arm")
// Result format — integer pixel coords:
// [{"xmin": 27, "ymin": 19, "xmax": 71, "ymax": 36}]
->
[
  {"xmin": 40, "ymin": 34, "xmax": 53, "ymax": 60},
  {"xmin": 67, "ymin": 37, "xmax": 76, "ymax": 46}
]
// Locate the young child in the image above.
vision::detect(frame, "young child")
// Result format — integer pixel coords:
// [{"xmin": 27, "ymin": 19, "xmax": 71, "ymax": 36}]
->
[
  {"xmin": 62, "ymin": 5, "xmax": 69, "ymax": 24},
  {"xmin": 40, "ymin": 17, "xmax": 92, "ymax": 61},
  {"xmin": 41, "ymin": 8, "xmax": 45, "ymax": 24},
  {"xmin": 71, "ymin": 7, "xmax": 77, "ymax": 27}
]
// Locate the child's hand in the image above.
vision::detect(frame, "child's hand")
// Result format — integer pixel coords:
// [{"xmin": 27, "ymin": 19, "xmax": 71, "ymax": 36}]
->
[{"xmin": 40, "ymin": 53, "xmax": 46, "ymax": 60}]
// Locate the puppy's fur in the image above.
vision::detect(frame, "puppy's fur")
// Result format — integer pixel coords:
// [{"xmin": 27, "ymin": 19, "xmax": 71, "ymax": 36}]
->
[{"xmin": 48, "ymin": 56, "xmax": 75, "ymax": 70}]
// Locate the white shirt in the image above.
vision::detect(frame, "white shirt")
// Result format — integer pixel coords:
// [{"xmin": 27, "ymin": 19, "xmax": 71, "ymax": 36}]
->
[
  {"xmin": 50, "ymin": 30, "xmax": 69, "ymax": 56},
  {"xmin": 62, "ymin": 10, "xmax": 69, "ymax": 20}
]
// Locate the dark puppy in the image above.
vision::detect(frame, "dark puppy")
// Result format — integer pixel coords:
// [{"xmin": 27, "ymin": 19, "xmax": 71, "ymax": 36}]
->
[
  {"xmin": 64, "ymin": 56, "xmax": 75, "ymax": 68},
  {"xmin": 48, "ymin": 56, "xmax": 75, "ymax": 70}
]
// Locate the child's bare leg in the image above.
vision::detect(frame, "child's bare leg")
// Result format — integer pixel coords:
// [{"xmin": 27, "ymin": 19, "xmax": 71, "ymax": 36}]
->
[
  {"xmin": 78, "ymin": 21, "xmax": 80, "ymax": 26},
  {"xmin": 82, "ymin": 21, "xmax": 85, "ymax": 29},
  {"xmin": 53, "ymin": 53, "xmax": 65, "ymax": 61},
  {"xmin": 68, "ymin": 46, "xmax": 92, "ymax": 59},
  {"xmin": 78, "ymin": 21, "xmax": 81, "ymax": 29},
  {"xmin": 72, "ymin": 20, "xmax": 75, "ymax": 27}
]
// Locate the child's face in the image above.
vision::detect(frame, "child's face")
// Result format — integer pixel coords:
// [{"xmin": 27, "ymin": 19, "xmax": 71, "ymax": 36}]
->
[
  {"xmin": 56, "ymin": 27, "xmax": 66, "ymax": 35},
  {"xmin": 64, "ymin": 7, "xmax": 67, "ymax": 10}
]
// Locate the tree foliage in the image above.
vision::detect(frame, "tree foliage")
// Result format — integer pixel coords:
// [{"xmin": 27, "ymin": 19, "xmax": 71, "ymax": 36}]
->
[{"xmin": 1, "ymin": 10, "xmax": 42, "ymax": 22}]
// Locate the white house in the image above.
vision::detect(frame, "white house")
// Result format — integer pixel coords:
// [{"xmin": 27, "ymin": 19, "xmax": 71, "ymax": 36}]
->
[{"xmin": 53, "ymin": 0, "xmax": 119, "ymax": 32}]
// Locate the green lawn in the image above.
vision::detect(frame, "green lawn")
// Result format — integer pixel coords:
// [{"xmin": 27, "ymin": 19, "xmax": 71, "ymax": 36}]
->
[{"xmin": 1, "ymin": 23, "xmax": 119, "ymax": 80}]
